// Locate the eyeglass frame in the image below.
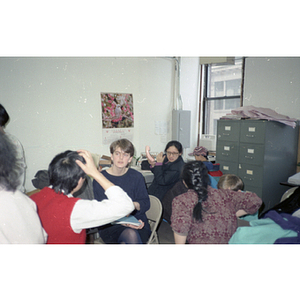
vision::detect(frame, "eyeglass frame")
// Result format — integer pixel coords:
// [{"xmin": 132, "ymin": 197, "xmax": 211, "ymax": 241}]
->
[{"xmin": 166, "ymin": 151, "xmax": 180, "ymax": 157}]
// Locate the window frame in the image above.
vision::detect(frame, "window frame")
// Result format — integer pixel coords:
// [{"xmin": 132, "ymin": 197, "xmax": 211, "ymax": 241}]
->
[{"xmin": 201, "ymin": 57, "xmax": 245, "ymax": 135}]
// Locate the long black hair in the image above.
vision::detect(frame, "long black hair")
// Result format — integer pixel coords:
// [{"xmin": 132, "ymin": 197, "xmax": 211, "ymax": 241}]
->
[{"xmin": 181, "ymin": 160, "xmax": 210, "ymax": 222}]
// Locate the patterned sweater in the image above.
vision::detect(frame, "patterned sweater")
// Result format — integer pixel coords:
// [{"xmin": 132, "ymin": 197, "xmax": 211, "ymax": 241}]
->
[{"xmin": 171, "ymin": 186, "xmax": 262, "ymax": 244}]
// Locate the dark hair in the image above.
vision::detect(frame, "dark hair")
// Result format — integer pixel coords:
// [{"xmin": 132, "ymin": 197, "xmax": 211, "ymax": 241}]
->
[
  {"xmin": 181, "ymin": 160, "xmax": 209, "ymax": 222},
  {"xmin": 217, "ymin": 174, "xmax": 244, "ymax": 191},
  {"xmin": 0, "ymin": 104, "xmax": 10, "ymax": 127},
  {"xmin": 164, "ymin": 140, "xmax": 183, "ymax": 154},
  {"xmin": 0, "ymin": 132, "xmax": 21, "ymax": 191},
  {"xmin": 48, "ymin": 150, "xmax": 86, "ymax": 195},
  {"xmin": 110, "ymin": 138, "xmax": 134, "ymax": 157}
]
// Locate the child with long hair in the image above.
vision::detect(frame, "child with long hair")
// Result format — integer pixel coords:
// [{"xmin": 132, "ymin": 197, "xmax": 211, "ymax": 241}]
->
[{"xmin": 171, "ymin": 161, "xmax": 262, "ymax": 244}]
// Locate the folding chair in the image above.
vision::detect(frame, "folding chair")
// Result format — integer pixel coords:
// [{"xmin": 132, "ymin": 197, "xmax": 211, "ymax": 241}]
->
[{"xmin": 146, "ymin": 195, "xmax": 162, "ymax": 244}]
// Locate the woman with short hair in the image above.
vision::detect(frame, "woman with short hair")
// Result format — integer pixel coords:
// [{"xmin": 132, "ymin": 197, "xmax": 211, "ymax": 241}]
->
[{"xmin": 93, "ymin": 138, "xmax": 151, "ymax": 244}]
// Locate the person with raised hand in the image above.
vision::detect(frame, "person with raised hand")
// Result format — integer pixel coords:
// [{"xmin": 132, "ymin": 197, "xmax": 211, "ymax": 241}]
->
[{"xmin": 30, "ymin": 149, "xmax": 134, "ymax": 244}]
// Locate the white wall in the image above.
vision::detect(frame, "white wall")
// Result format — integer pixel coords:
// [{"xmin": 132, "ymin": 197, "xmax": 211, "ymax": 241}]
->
[
  {"xmin": 177, "ymin": 57, "xmax": 200, "ymax": 152},
  {"xmin": 0, "ymin": 57, "xmax": 199, "ymax": 192},
  {"xmin": 3, "ymin": 56, "xmax": 298, "ymax": 192},
  {"xmin": 243, "ymin": 57, "xmax": 300, "ymax": 119}
]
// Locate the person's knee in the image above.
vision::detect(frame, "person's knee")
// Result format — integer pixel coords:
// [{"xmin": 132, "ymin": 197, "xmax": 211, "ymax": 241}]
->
[{"xmin": 118, "ymin": 228, "xmax": 141, "ymax": 244}]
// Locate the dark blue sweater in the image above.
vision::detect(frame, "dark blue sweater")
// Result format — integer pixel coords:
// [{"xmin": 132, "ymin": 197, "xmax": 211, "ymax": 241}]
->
[{"xmin": 93, "ymin": 168, "xmax": 150, "ymax": 231}]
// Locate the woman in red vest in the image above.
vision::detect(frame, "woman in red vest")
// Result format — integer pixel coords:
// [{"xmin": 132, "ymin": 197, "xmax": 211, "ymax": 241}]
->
[{"xmin": 31, "ymin": 149, "xmax": 134, "ymax": 244}]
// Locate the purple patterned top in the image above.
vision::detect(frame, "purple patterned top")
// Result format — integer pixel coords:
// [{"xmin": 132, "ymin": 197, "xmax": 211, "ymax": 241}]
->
[{"xmin": 171, "ymin": 186, "xmax": 262, "ymax": 244}]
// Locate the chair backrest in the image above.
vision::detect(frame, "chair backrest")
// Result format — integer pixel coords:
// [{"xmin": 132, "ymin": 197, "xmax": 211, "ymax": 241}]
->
[
  {"xmin": 280, "ymin": 187, "xmax": 298, "ymax": 202},
  {"xmin": 146, "ymin": 195, "xmax": 162, "ymax": 244}
]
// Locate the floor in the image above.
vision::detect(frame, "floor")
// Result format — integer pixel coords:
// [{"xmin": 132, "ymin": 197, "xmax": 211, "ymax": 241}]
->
[{"xmin": 157, "ymin": 220, "xmax": 175, "ymax": 244}]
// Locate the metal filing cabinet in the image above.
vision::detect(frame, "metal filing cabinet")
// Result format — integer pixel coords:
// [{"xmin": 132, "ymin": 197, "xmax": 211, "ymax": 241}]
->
[
  {"xmin": 216, "ymin": 119, "xmax": 299, "ymax": 214},
  {"xmin": 216, "ymin": 120, "xmax": 241, "ymax": 175}
]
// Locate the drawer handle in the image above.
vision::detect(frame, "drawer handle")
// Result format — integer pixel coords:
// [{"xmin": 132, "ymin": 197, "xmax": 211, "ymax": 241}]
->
[
  {"xmin": 221, "ymin": 153, "xmax": 229, "ymax": 156},
  {"xmin": 222, "ymin": 133, "xmax": 230, "ymax": 136},
  {"xmin": 246, "ymin": 134, "xmax": 255, "ymax": 138},
  {"xmin": 244, "ymin": 156, "xmax": 253, "ymax": 160},
  {"xmin": 243, "ymin": 176, "xmax": 253, "ymax": 181}
]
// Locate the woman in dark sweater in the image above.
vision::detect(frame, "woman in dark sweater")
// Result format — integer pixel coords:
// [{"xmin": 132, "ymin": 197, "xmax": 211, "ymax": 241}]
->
[
  {"xmin": 93, "ymin": 139, "xmax": 151, "ymax": 244},
  {"xmin": 146, "ymin": 140, "xmax": 185, "ymax": 202}
]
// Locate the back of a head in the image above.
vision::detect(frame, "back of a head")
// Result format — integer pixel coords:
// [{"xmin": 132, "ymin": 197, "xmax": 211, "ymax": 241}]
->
[
  {"xmin": 217, "ymin": 174, "xmax": 244, "ymax": 191},
  {"xmin": 0, "ymin": 132, "xmax": 20, "ymax": 191},
  {"xmin": 48, "ymin": 150, "xmax": 86, "ymax": 195},
  {"xmin": 181, "ymin": 160, "xmax": 209, "ymax": 189},
  {"xmin": 0, "ymin": 104, "xmax": 10, "ymax": 127},
  {"xmin": 110, "ymin": 138, "xmax": 134, "ymax": 157},
  {"xmin": 182, "ymin": 161, "xmax": 209, "ymax": 222}
]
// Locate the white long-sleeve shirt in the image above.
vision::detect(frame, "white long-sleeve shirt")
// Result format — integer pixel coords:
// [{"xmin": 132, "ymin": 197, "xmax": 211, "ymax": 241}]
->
[
  {"xmin": 70, "ymin": 185, "xmax": 135, "ymax": 233},
  {"xmin": 0, "ymin": 189, "xmax": 47, "ymax": 243}
]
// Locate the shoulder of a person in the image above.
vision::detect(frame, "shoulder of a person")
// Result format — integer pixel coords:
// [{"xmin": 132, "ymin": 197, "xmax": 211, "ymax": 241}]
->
[
  {"xmin": 212, "ymin": 188, "xmax": 246, "ymax": 202},
  {"xmin": 176, "ymin": 189, "xmax": 197, "ymax": 201},
  {"xmin": 167, "ymin": 156, "xmax": 184, "ymax": 167},
  {"xmin": 101, "ymin": 169, "xmax": 109, "ymax": 176},
  {"xmin": 177, "ymin": 156, "xmax": 185, "ymax": 166},
  {"xmin": 128, "ymin": 167, "xmax": 138, "ymax": 174},
  {"xmin": 128, "ymin": 167, "xmax": 143, "ymax": 177},
  {"xmin": 5, "ymin": 133, "xmax": 22, "ymax": 146},
  {"xmin": 208, "ymin": 186, "xmax": 227, "ymax": 198}
]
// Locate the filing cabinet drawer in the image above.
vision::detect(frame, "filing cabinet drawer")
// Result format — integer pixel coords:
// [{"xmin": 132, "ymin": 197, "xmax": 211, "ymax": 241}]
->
[
  {"xmin": 217, "ymin": 120, "xmax": 240, "ymax": 142},
  {"xmin": 238, "ymin": 164, "xmax": 263, "ymax": 188},
  {"xmin": 240, "ymin": 121, "xmax": 266, "ymax": 144},
  {"xmin": 217, "ymin": 160, "xmax": 239, "ymax": 175},
  {"xmin": 216, "ymin": 141, "xmax": 239, "ymax": 161},
  {"xmin": 239, "ymin": 143, "xmax": 265, "ymax": 165},
  {"xmin": 216, "ymin": 119, "xmax": 299, "ymax": 214},
  {"xmin": 243, "ymin": 185, "xmax": 262, "ymax": 199}
]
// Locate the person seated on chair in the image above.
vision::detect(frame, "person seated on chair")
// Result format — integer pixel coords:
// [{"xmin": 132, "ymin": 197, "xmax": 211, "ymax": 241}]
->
[
  {"xmin": 171, "ymin": 161, "xmax": 262, "ymax": 244},
  {"xmin": 0, "ymin": 103, "xmax": 26, "ymax": 192},
  {"xmin": 30, "ymin": 149, "xmax": 134, "ymax": 244},
  {"xmin": 161, "ymin": 163, "xmax": 218, "ymax": 224},
  {"xmin": 217, "ymin": 173, "xmax": 248, "ymax": 218},
  {"xmin": 0, "ymin": 132, "xmax": 47, "ymax": 243},
  {"xmin": 146, "ymin": 140, "xmax": 185, "ymax": 202},
  {"xmin": 93, "ymin": 139, "xmax": 151, "ymax": 244},
  {"xmin": 188, "ymin": 146, "xmax": 214, "ymax": 170}
]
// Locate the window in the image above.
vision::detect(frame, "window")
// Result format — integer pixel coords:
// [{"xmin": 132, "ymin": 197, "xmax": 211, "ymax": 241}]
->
[{"xmin": 201, "ymin": 57, "xmax": 244, "ymax": 136}]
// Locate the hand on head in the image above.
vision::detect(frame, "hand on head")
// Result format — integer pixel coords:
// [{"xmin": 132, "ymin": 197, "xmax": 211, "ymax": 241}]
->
[{"xmin": 76, "ymin": 150, "xmax": 98, "ymax": 177}]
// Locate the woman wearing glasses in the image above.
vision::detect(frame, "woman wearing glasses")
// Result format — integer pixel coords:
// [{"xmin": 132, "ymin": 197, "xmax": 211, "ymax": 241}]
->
[{"xmin": 146, "ymin": 140, "xmax": 185, "ymax": 202}]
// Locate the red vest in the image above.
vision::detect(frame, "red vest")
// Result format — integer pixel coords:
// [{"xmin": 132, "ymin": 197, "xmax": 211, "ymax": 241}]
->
[{"xmin": 31, "ymin": 187, "xmax": 86, "ymax": 244}]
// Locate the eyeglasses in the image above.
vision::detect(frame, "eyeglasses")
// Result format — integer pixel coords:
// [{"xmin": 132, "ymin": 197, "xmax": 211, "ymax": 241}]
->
[
  {"xmin": 166, "ymin": 151, "xmax": 179, "ymax": 157},
  {"xmin": 114, "ymin": 151, "xmax": 130, "ymax": 158}
]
